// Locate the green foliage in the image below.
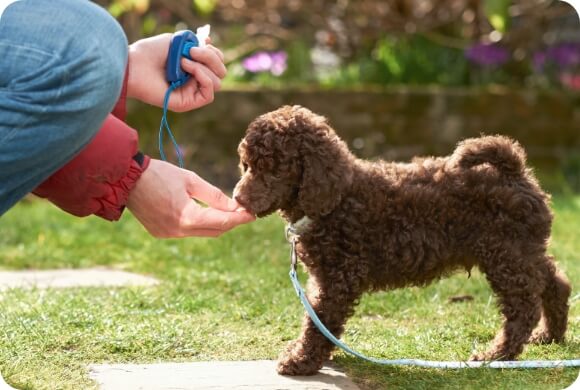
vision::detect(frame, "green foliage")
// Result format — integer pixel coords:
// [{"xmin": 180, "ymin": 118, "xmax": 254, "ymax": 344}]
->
[
  {"xmin": 283, "ymin": 41, "xmax": 315, "ymax": 83},
  {"xmin": 369, "ymin": 36, "xmax": 469, "ymax": 85},
  {"xmin": 193, "ymin": 0, "xmax": 218, "ymax": 16},
  {"xmin": 98, "ymin": 0, "xmax": 580, "ymax": 90},
  {"xmin": 0, "ymin": 198, "xmax": 578, "ymax": 389},
  {"xmin": 141, "ymin": 14, "xmax": 158, "ymax": 35},
  {"xmin": 563, "ymin": 155, "xmax": 580, "ymax": 193},
  {"xmin": 101, "ymin": 0, "xmax": 573, "ymax": 90},
  {"xmin": 107, "ymin": 0, "xmax": 150, "ymax": 18},
  {"xmin": 484, "ymin": 0, "xmax": 512, "ymax": 33},
  {"xmin": 230, "ymin": 36, "xmax": 471, "ymax": 88}
]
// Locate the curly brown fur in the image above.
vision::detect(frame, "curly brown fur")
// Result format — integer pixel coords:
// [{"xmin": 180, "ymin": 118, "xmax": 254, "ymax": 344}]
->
[{"xmin": 233, "ymin": 105, "xmax": 571, "ymax": 376}]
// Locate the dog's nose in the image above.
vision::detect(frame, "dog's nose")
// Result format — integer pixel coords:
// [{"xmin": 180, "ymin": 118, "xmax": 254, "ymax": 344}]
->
[{"xmin": 234, "ymin": 194, "xmax": 246, "ymax": 207}]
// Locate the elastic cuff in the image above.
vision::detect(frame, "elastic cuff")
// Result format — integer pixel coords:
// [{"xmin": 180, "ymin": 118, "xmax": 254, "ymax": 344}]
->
[
  {"xmin": 132, "ymin": 151, "xmax": 146, "ymax": 167},
  {"xmin": 32, "ymin": 114, "xmax": 147, "ymax": 222},
  {"xmin": 95, "ymin": 154, "xmax": 150, "ymax": 221}
]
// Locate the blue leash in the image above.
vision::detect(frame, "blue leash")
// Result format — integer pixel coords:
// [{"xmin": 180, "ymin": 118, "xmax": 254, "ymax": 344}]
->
[
  {"xmin": 159, "ymin": 29, "xmax": 201, "ymax": 168},
  {"xmin": 285, "ymin": 225, "xmax": 580, "ymax": 369},
  {"xmin": 159, "ymin": 82, "xmax": 184, "ymax": 168}
]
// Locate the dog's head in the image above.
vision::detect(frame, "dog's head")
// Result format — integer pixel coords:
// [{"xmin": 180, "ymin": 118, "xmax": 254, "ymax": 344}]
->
[{"xmin": 234, "ymin": 105, "xmax": 354, "ymax": 220}]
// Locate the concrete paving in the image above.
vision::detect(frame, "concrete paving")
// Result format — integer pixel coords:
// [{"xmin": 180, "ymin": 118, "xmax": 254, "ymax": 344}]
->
[
  {"xmin": 0, "ymin": 372, "xmax": 17, "ymax": 390},
  {"xmin": 0, "ymin": 268, "xmax": 158, "ymax": 290},
  {"xmin": 89, "ymin": 360, "xmax": 361, "ymax": 390}
]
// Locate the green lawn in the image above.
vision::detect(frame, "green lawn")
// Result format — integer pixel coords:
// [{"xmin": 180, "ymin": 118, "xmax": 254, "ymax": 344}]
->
[{"xmin": 0, "ymin": 197, "xmax": 578, "ymax": 390}]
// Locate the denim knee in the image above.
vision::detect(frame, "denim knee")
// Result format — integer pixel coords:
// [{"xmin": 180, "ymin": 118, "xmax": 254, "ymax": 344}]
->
[
  {"xmin": 1, "ymin": 0, "xmax": 130, "ymax": 135},
  {"xmin": 0, "ymin": 0, "xmax": 130, "ymax": 214},
  {"xmin": 68, "ymin": 0, "xmax": 129, "ymax": 122},
  {"xmin": 91, "ymin": 12, "xmax": 128, "ymax": 114}
]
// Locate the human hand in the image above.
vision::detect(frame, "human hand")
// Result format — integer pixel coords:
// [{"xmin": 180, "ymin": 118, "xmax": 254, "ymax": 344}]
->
[
  {"xmin": 127, "ymin": 33, "xmax": 226, "ymax": 112},
  {"xmin": 126, "ymin": 159, "xmax": 255, "ymax": 238}
]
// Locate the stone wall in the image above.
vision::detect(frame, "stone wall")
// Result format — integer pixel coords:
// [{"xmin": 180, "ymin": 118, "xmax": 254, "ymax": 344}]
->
[{"xmin": 126, "ymin": 87, "xmax": 580, "ymax": 192}]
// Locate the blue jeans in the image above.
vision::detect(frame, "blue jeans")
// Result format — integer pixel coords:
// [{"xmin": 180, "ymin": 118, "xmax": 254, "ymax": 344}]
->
[{"xmin": 0, "ymin": 0, "xmax": 128, "ymax": 216}]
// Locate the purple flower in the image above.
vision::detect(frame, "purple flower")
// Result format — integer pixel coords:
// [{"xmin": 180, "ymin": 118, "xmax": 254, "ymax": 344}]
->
[
  {"xmin": 242, "ymin": 51, "xmax": 288, "ymax": 76},
  {"xmin": 465, "ymin": 43, "xmax": 510, "ymax": 67},
  {"xmin": 269, "ymin": 51, "xmax": 288, "ymax": 76},
  {"xmin": 534, "ymin": 42, "xmax": 580, "ymax": 71},
  {"xmin": 533, "ymin": 51, "xmax": 547, "ymax": 72}
]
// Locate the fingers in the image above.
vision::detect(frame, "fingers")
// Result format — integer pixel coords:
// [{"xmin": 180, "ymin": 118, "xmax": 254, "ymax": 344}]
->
[
  {"xmin": 186, "ymin": 172, "xmax": 238, "ymax": 211},
  {"xmin": 185, "ymin": 46, "xmax": 227, "ymax": 79},
  {"xmin": 180, "ymin": 203, "xmax": 256, "ymax": 235},
  {"xmin": 205, "ymin": 44, "xmax": 225, "ymax": 62},
  {"xmin": 177, "ymin": 227, "xmax": 228, "ymax": 238},
  {"xmin": 177, "ymin": 172, "xmax": 256, "ymax": 236},
  {"xmin": 127, "ymin": 159, "xmax": 255, "ymax": 239},
  {"xmin": 174, "ymin": 45, "xmax": 225, "ymax": 111},
  {"xmin": 172, "ymin": 62, "xmax": 215, "ymax": 111},
  {"xmin": 163, "ymin": 203, "xmax": 255, "ymax": 238},
  {"xmin": 194, "ymin": 61, "xmax": 222, "ymax": 91},
  {"xmin": 180, "ymin": 59, "xmax": 222, "ymax": 92}
]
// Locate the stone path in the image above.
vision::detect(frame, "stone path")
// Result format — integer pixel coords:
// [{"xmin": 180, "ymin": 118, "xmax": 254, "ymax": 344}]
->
[
  {"xmin": 0, "ymin": 271, "xmax": 360, "ymax": 389},
  {"xmin": 89, "ymin": 360, "xmax": 361, "ymax": 390},
  {"xmin": 0, "ymin": 372, "xmax": 17, "ymax": 390},
  {"xmin": 0, "ymin": 268, "xmax": 158, "ymax": 290}
]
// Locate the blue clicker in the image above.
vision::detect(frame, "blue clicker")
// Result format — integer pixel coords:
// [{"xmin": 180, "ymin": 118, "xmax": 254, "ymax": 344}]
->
[
  {"xmin": 159, "ymin": 30, "xmax": 200, "ymax": 167},
  {"xmin": 165, "ymin": 30, "xmax": 199, "ymax": 87}
]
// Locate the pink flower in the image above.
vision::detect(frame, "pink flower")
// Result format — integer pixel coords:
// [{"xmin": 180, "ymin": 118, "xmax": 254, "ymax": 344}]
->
[
  {"xmin": 560, "ymin": 72, "xmax": 580, "ymax": 90},
  {"xmin": 242, "ymin": 51, "xmax": 288, "ymax": 76}
]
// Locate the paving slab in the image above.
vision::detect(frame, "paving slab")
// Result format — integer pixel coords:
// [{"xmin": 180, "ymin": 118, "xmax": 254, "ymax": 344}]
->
[
  {"xmin": 0, "ymin": 268, "xmax": 158, "ymax": 290},
  {"xmin": 0, "ymin": 371, "xmax": 17, "ymax": 390},
  {"xmin": 89, "ymin": 360, "xmax": 361, "ymax": 390}
]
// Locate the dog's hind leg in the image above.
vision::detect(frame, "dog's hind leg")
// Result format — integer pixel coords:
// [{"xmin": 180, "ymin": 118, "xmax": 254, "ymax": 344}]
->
[
  {"xmin": 277, "ymin": 275, "xmax": 361, "ymax": 376},
  {"xmin": 471, "ymin": 250, "xmax": 544, "ymax": 361},
  {"xmin": 528, "ymin": 257, "xmax": 571, "ymax": 344}
]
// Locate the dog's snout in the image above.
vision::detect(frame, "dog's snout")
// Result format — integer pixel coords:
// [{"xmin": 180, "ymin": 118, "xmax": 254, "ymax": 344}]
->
[{"xmin": 234, "ymin": 194, "xmax": 246, "ymax": 208}]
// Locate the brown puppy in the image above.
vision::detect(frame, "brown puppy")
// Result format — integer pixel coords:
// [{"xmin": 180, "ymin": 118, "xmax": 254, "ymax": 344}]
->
[{"xmin": 233, "ymin": 105, "xmax": 571, "ymax": 376}]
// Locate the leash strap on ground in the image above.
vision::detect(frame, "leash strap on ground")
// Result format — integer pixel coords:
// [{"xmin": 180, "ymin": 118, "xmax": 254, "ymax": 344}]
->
[{"xmin": 286, "ymin": 228, "xmax": 580, "ymax": 369}]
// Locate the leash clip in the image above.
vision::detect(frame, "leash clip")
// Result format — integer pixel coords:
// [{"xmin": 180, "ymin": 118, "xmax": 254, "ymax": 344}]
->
[{"xmin": 285, "ymin": 225, "xmax": 298, "ymax": 273}]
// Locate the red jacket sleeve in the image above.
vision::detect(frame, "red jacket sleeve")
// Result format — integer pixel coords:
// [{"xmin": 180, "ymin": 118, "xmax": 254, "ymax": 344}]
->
[
  {"xmin": 110, "ymin": 65, "xmax": 128, "ymax": 121},
  {"xmin": 33, "ymin": 68, "xmax": 151, "ymax": 221}
]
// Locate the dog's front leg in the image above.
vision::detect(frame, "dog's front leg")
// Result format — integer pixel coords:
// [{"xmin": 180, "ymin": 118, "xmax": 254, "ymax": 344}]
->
[{"xmin": 277, "ymin": 276, "xmax": 360, "ymax": 376}]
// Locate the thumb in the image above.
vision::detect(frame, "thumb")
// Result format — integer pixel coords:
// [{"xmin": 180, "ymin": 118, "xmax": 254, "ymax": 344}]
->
[{"xmin": 186, "ymin": 172, "xmax": 238, "ymax": 211}]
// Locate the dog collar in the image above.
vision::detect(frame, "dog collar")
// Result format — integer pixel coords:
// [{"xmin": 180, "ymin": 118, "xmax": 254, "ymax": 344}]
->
[
  {"xmin": 285, "ymin": 216, "xmax": 311, "ymax": 274},
  {"xmin": 286, "ymin": 216, "xmax": 313, "ymax": 238}
]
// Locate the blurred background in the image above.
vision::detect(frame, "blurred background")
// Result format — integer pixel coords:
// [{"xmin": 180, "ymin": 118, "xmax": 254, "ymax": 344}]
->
[{"xmin": 96, "ymin": 0, "xmax": 580, "ymax": 193}]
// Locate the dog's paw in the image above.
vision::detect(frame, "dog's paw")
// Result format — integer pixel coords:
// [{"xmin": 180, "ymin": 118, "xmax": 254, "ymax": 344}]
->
[
  {"xmin": 276, "ymin": 355, "xmax": 320, "ymax": 376},
  {"xmin": 276, "ymin": 341, "xmax": 321, "ymax": 376},
  {"xmin": 527, "ymin": 330, "xmax": 551, "ymax": 345},
  {"xmin": 469, "ymin": 352, "xmax": 489, "ymax": 362},
  {"xmin": 527, "ymin": 329, "xmax": 558, "ymax": 345},
  {"xmin": 469, "ymin": 350, "xmax": 511, "ymax": 362}
]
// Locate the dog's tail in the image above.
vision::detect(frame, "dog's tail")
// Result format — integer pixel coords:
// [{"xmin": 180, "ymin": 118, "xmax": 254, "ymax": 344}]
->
[{"xmin": 453, "ymin": 135, "xmax": 526, "ymax": 177}]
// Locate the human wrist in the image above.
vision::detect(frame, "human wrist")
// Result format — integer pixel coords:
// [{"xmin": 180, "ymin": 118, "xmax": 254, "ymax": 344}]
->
[
  {"xmin": 103, "ymin": 154, "xmax": 151, "ymax": 221},
  {"xmin": 126, "ymin": 43, "xmax": 141, "ymax": 100}
]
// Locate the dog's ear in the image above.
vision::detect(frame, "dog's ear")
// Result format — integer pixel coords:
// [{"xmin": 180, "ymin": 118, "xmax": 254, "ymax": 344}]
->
[{"xmin": 293, "ymin": 108, "xmax": 354, "ymax": 218}]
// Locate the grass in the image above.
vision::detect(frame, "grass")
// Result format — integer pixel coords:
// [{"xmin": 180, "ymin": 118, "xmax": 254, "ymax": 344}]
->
[{"xmin": 0, "ymin": 196, "xmax": 578, "ymax": 390}]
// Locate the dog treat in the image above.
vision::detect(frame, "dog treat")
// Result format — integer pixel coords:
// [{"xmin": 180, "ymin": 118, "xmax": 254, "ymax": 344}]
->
[{"xmin": 196, "ymin": 24, "xmax": 210, "ymax": 48}]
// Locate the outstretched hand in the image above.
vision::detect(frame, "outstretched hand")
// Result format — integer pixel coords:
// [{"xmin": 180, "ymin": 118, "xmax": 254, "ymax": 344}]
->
[
  {"xmin": 127, "ymin": 33, "xmax": 226, "ymax": 112},
  {"xmin": 126, "ymin": 159, "xmax": 255, "ymax": 238},
  {"xmin": 124, "ymin": 33, "xmax": 247, "ymax": 237}
]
